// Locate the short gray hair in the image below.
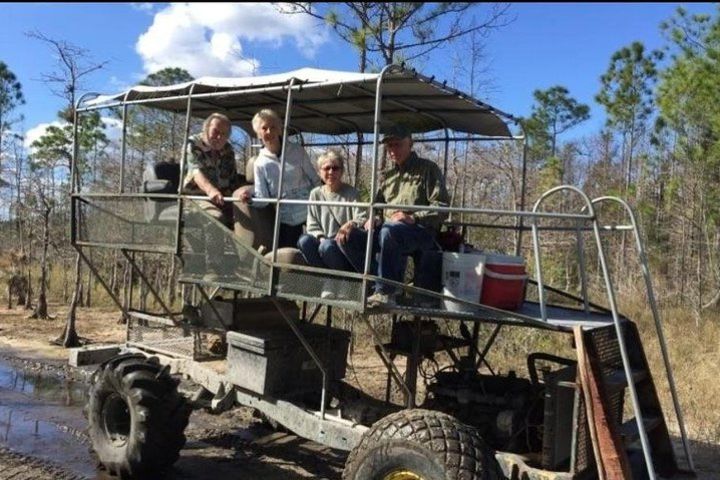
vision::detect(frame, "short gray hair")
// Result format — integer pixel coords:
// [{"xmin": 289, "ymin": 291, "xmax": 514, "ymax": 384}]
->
[
  {"xmin": 202, "ymin": 113, "xmax": 231, "ymax": 140},
  {"xmin": 316, "ymin": 149, "xmax": 345, "ymax": 172},
  {"xmin": 252, "ymin": 108, "xmax": 282, "ymax": 135}
]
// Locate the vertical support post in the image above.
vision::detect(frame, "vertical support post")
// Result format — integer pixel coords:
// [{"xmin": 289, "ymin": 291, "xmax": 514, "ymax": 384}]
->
[
  {"xmin": 576, "ymin": 219, "xmax": 590, "ymax": 314},
  {"xmin": 590, "ymin": 217, "xmax": 656, "ymax": 479},
  {"xmin": 175, "ymin": 84, "xmax": 197, "ymax": 256},
  {"xmin": 119, "ymin": 92, "xmax": 130, "ymax": 194},
  {"xmin": 269, "ymin": 78, "xmax": 297, "ymax": 295},
  {"xmin": 531, "ymin": 216, "xmax": 547, "ymax": 321},
  {"xmin": 515, "ymin": 130, "xmax": 529, "ymax": 256},
  {"xmin": 362, "ymin": 64, "xmax": 398, "ymax": 306}
]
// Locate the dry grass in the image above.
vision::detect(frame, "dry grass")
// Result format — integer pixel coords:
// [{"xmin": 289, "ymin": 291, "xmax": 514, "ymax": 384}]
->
[{"xmin": 631, "ymin": 303, "xmax": 720, "ymax": 443}]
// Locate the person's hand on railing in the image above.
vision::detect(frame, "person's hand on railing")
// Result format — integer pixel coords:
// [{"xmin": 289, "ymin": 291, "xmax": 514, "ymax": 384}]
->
[
  {"xmin": 207, "ymin": 187, "xmax": 224, "ymax": 206},
  {"xmin": 234, "ymin": 186, "xmax": 253, "ymax": 204}
]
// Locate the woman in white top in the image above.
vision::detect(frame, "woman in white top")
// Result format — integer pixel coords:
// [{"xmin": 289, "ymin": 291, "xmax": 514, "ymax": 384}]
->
[
  {"xmin": 297, "ymin": 150, "xmax": 366, "ymax": 290},
  {"xmin": 240, "ymin": 108, "xmax": 318, "ymax": 248}
]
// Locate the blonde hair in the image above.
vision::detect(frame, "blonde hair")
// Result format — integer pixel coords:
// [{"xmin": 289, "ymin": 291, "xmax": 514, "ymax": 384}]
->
[
  {"xmin": 252, "ymin": 108, "xmax": 282, "ymax": 135},
  {"xmin": 317, "ymin": 149, "xmax": 345, "ymax": 172},
  {"xmin": 202, "ymin": 113, "xmax": 231, "ymax": 141}
]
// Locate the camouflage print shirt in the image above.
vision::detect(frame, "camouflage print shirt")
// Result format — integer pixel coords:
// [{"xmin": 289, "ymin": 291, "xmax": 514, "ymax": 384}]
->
[
  {"xmin": 376, "ymin": 152, "xmax": 449, "ymax": 233},
  {"xmin": 183, "ymin": 134, "xmax": 239, "ymax": 195}
]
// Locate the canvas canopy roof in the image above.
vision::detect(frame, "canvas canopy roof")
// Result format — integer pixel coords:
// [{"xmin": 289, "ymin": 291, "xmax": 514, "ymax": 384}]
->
[{"xmin": 82, "ymin": 66, "xmax": 515, "ymax": 137}]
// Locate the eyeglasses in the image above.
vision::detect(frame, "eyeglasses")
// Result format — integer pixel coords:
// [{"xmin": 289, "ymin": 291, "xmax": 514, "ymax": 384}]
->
[{"xmin": 321, "ymin": 165, "xmax": 342, "ymax": 172}]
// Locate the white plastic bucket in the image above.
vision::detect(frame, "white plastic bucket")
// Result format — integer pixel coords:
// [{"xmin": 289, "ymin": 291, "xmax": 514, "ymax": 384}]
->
[{"xmin": 442, "ymin": 252, "xmax": 485, "ymax": 313}]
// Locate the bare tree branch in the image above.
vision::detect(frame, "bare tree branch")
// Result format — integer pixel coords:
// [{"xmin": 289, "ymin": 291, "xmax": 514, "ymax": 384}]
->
[{"xmin": 25, "ymin": 30, "xmax": 108, "ymax": 111}]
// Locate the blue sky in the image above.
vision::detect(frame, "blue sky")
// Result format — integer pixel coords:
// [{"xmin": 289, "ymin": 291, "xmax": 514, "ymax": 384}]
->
[{"xmin": 0, "ymin": 2, "xmax": 713, "ymax": 146}]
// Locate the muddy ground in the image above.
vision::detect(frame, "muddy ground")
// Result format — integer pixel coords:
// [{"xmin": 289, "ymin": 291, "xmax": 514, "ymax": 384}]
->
[
  {"xmin": 0, "ymin": 304, "xmax": 380, "ymax": 480},
  {"xmin": 0, "ymin": 304, "xmax": 717, "ymax": 479}
]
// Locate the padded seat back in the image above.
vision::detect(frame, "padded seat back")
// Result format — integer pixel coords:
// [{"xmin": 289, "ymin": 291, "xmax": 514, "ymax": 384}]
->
[
  {"xmin": 233, "ymin": 155, "xmax": 275, "ymax": 251},
  {"xmin": 142, "ymin": 162, "xmax": 181, "ymax": 222}
]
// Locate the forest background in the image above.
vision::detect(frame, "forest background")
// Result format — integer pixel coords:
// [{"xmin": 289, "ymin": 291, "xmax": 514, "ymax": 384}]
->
[{"xmin": 1, "ymin": 2, "xmax": 720, "ymax": 446}]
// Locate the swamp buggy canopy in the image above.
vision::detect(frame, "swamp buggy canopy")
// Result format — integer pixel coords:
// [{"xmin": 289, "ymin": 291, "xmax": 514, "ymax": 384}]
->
[{"xmin": 82, "ymin": 66, "xmax": 515, "ymax": 137}]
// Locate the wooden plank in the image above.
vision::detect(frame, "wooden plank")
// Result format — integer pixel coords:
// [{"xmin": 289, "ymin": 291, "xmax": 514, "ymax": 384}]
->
[{"xmin": 574, "ymin": 326, "xmax": 632, "ymax": 480}]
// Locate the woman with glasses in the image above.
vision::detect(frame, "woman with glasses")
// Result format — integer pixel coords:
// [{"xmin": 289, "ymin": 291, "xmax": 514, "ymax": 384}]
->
[{"xmin": 297, "ymin": 149, "xmax": 366, "ymax": 298}]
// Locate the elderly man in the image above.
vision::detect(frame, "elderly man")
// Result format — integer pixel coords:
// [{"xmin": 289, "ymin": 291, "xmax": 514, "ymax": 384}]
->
[
  {"xmin": 183, "ymin": 112, "xmax": 244, "ymax": 280},
  {"xmin": 337, "ymin": 124, "xmax": 449, "ymax": 307}
]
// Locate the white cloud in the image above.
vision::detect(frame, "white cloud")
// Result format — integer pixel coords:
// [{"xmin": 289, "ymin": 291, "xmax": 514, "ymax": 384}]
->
[
  {"xmin": 24, "ymin": 122, "xmax": 67, "ymax": 152},
  {"xmin": 136, "ymin": 3, "xmax": 328, "ymax": 78},
  {"xmin": 23, "ymin": 117, "xmax": 123, "ymax": 154}
]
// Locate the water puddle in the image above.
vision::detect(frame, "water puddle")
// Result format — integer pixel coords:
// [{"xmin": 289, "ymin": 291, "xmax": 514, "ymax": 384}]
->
[{"xmin": 0, "ymin": 359, "xmax": 100, "ymax": 478}]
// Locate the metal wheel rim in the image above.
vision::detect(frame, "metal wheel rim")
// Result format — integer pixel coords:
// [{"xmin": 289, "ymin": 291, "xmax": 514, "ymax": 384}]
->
[{"xmin": 383, "ymin": 470, "xmax": 424, "ymax": 480}]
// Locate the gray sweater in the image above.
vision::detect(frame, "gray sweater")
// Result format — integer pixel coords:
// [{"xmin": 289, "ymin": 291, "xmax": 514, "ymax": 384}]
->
[{"xmin": 306, "ymin": 184, "xmax": 367, "ymax": 238}]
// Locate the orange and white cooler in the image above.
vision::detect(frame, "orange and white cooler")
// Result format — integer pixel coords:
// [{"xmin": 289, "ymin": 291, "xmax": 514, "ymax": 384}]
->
[{"xmin": 480, "ymin": 253, "xmax": 527, "ymax": 310}]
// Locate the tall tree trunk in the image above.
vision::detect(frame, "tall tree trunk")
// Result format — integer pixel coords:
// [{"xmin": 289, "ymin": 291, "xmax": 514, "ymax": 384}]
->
[
  {"xmin": 62, "ymin": 255, "xmax": 69, "ymax": 303},
  {"xmin": 56, "ymin": 252, "xmax": 81, "ymax": 347},
  {"xmin": 353, "ymin": 50, "xmax": 367, "ymax": 187},
  {"xmin": 30, "ymin": 200, "xmax": 51, "ymax": 319}
]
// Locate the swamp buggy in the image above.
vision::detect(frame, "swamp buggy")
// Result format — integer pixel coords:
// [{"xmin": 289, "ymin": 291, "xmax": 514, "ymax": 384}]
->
[{"xmin": 71, "ymin": 65, "xmax": 694, "ymax": 479}]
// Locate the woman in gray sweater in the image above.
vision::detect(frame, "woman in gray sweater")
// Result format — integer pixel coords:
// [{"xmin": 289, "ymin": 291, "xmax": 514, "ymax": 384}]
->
[{"xmin": 297, "ymin": 150, "xmax": 366, "ymax": 298}]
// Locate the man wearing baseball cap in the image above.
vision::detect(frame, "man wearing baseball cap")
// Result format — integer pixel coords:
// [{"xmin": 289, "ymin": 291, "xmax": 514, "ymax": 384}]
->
[{"xmin": 336, "ymin": 123, "xmax": 449, "ymax": 307}]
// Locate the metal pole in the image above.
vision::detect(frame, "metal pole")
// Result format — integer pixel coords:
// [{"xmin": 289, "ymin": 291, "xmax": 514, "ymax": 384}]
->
[
  {"xmin": 515, "ymin": 128, "xmax": 528, "ymax": 256},
  {"xmin": 590, "ymin": 210, "xmax": 657, "ymax": 479},
  {"xmin": 119, "ymin": 92, "xmax": 130, "ymax": 194},
  {"xmin": 175, "ymin": 84, "xmax": 197, "ymax": 256},
  {"xmin": 532, "ymin": 185, "xmax": 595, "ymax": 322},
  {"xmin": 531, "ymin": 216, "xmax": 546, "ymax": 321},
  {"xmin": 269, "ymin": 78, "xmax": 297, "ymax": 295},
  {"xmin": 576, "ymin": 219, "xmax": 590, "ymax": 314},
  {"xmin": 120, "ymin": 250, "xmax": 175, "ymax": 318},
  {"xmin": 362, "ymin": 64, "xmax": 400, "ymax": 307}
]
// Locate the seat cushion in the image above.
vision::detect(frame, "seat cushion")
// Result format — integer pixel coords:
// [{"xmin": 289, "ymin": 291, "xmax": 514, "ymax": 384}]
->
[
  {"xmin": 265, "ymin": 247, "xmax": 306, "ymax": 265},
  {"xmin": 245, "ymin": 155, "xmax": 256, "ymax": 184}
]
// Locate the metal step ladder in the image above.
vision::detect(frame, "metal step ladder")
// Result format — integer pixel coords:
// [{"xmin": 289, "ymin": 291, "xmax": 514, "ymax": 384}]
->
[
  {"xmin": 581, "ymin": 321, "xmax": 678, "ymax": 477},
  {"xmin": 531, "ymin": 186, "xmax": 694, "ymax": 479}
]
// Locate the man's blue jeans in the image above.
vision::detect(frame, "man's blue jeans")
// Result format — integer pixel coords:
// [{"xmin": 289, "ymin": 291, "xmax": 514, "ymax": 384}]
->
[
  {"xmin": 339, "ymin": 222, "xmax": 435, "ymax": 294},
  {"xmin": 297, "ymin": 234, "xmax": 355, "ymax": 271}
]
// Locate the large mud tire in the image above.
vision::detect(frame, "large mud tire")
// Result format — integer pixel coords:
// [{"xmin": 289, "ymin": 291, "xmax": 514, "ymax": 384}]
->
[
  {"xmin": 343, "ymin": 409, "xmax": 499, "ymax": 480},
  {"xmin": 87, "ymin": 354, "xmax": 191, "ymax": 479}
]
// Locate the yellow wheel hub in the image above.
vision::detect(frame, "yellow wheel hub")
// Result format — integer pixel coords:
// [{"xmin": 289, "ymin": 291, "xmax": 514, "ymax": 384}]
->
[{"xmin": 383, "ymin": 470, "xmax": 424, "ymax": 480}]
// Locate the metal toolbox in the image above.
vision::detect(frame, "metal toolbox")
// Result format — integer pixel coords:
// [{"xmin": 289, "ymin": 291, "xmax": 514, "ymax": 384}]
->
[{"xmin": 226, "ymin": 323, "xmax": 350, "ymax": 396}]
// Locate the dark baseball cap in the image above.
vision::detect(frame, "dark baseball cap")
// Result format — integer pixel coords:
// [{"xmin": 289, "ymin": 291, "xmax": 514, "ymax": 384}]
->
[{"xmin": 381, "ymin": 124, "xmax": 412, "ymax": 143}]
